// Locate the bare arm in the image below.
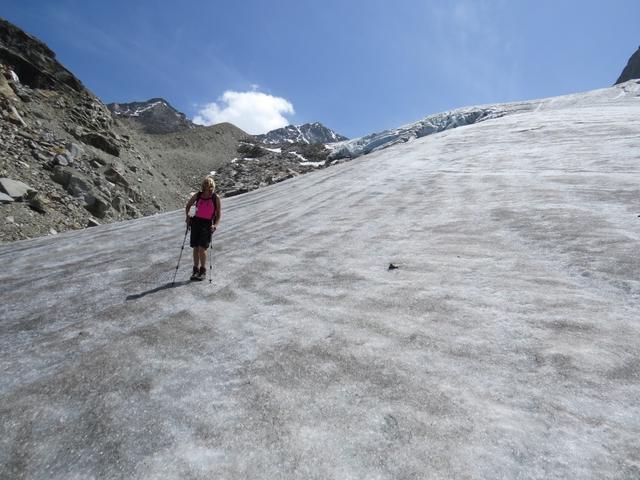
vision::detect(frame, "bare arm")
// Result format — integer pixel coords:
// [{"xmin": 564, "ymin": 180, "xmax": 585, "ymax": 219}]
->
[
  {"xmin": 213, "ymin": 194, "xmax": 222, "ymax": 229},
  {"xmin": 185, "ymin": 193, "xmax": 198, "ymax": 222}
]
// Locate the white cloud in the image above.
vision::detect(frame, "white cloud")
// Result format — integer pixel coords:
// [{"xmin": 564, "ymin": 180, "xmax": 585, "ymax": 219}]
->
[{"xmin": 193, "ymin": 90, "xmax": 295, "ymax": 134}]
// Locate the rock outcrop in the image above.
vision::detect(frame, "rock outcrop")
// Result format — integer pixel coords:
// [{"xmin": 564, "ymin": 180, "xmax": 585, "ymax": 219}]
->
[
  {"xmin": 0, "ymin": 19, "xmax": 179, "ymax": 243},
  {"xmin": 615, "ymin": 47, "xmax": 640, "ymax": 85},
  {"xmin": 217, "ymin": 141, "xmax": 333, "ymax": 196},
  {"xmin": 0, "ymin": 18, "xmax": 85, "ymax": 93}
]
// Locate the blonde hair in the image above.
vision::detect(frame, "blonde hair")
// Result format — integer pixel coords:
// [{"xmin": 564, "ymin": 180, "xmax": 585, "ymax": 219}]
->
[{"xmin": 201, "ymin": 176, "xmax": 215, "ymax": 192}]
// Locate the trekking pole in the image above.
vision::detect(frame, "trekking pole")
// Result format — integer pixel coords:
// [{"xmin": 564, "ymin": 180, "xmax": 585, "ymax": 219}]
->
[
  {"xmin": 209, "ymin": 230, "xmax": 214, "ymax": 284},
  {"xmin": 172, "ymin": 225, "xmax": 189, "ymax": 286}
]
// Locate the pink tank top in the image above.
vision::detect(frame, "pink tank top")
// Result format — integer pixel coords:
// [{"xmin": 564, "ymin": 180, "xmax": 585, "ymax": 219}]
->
[{"xmin": 195, "ymin": 194, "xmax": 215, "ymax": 220}]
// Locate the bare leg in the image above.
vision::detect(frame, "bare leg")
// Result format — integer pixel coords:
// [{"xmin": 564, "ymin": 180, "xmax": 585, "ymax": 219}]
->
[
  {"xmin": 192, "ymin": 248, "xmax": 198, "ymax": 268},
  {"xmin": 198, "ymin": 247, "xmax": 207, "ymax": 268}
]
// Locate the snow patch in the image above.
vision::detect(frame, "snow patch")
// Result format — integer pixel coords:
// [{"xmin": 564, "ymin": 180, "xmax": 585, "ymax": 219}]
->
[
  {"xmin": 289, "ymin": 151, "xmax": 307, "ymax": 162},
  {"xmin": 289, "ymin": 151, "xmax": 324, "ymax": 167},
  {"xmin": 114, "ymin": 101, "xmax": 167, "ymax": 117}
]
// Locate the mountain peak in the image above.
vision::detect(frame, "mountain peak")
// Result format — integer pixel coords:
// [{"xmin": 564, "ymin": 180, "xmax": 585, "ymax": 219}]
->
[
  {"xmin": 615, "ymin": 46, "xmax": 640, "ymax": 84},
  {"xmin": 256, "ymin": 122, "xmax": 348, "ymax": 145},
  {"xmin": 107, "ymin": 98, "xmax": 195, "ymax": 134}
]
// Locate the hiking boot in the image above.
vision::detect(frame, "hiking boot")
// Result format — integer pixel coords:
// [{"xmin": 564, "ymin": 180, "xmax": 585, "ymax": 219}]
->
[
  {"xmin": 190, "ymin": 266, "xmax": 199, "ymax": 281},
  {"xmin": 197, "ymin": 267, "xmax": 207, "ymax": 280}
]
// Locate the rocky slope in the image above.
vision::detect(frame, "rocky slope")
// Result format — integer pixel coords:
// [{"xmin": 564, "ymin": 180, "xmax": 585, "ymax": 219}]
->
[
  {"xmin": 255, "ymin": 122, "xmax": 347, "ymax": 144},
  {"xmin": 107, "ymin": 98, "xmax": 196, "ymax": 134},
  {"xmin": 615, "ymin": 46, "xmax": 640, "ymax": 84},
  {"xmin": 0, "ymin": 18, "xmax": 190, "ymax": 243},
  {"xmin": 216, "ymin": 140, "xmax": 340, "ymax": 196}
]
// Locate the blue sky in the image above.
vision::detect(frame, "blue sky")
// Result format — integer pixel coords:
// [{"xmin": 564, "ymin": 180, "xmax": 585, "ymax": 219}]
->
[{"xmin": 2, "ymin": 0, "xmax": 639, "ymax": 137}]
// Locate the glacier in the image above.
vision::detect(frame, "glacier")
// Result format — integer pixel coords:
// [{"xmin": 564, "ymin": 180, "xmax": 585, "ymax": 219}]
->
[
  {"xmin": 1, "ymin": 81, "xmax": 640, "ymax": 479},
  {"xmin": 329, "ymin": 80, "xmax": 640, "ymax": 160}
]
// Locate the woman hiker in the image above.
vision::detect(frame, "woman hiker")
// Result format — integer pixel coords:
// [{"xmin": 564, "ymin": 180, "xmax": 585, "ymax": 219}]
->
[{"xmin": 185, "ymin": 176, "xmax": 221, "ymax": 280}]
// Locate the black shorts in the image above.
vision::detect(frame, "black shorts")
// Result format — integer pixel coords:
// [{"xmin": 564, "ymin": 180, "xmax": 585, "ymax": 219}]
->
[{"xmin": 190, "ymin": 217, "xmax": 212, "ymax": 248}]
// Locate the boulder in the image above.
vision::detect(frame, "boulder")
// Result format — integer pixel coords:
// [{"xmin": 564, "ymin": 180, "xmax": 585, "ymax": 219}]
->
[
  {"xmin": 51, "ymin": 166, "xmax": 72, "ymax": 188},
  {"xmin": 32, "ymin": 151, "xmax": 50, "ymax": 162},
  {"xmin": 84, "ymin": 193, "xmax": 110, "ymax": 218},
  {"xmin": 24, "ymin": 191, "xmax": 48, "ymax": 213},
  {"xmin": 72, "ymin": 126, "xmax": 85, "ymax": 138},
  {"xmin": 125, "ymin": 187, "xmax": 140, "ymax": 202},
  {"xmin": 111, "ymin": 196, "xmax": 125, "ymax": 212},
  {"xmin": 125, "ymin": 204, "xmax": 140, "ymax": 217},
  {"xmin": 104, "ymin": 166, "xmax": 129, "ymax": 187},
  {"xmin": 0, "ymin": 191, "xmax": 14, "ymax": 203},
  {"xmin": 0, "ymin": 72, "xmax": 18, "ymax": 101},
  {"xmin": 65, "ymin": 142, "xmax": 83, "ymax": 162},
  {"xmin": 50, "ymin": 166, "xmax": 91, "ymax": 197},
  {"xmin": 7, "ymin": 106, "xmax": 26, "ymax": 127},
  {"xmin": 53, "ymin": 154, "xmax": 69, "ymax": 167},
  {"xmin": 0, "ymin": 177, "xmax": 35, "ymax": 199},
  {"xmin": 0, "ymin": 82, "xmax": 18, "ymax": 102},
  {"xmin": 80, "ymin": 132, "xmax": 120, "ymax": 157},
  {"xmin": 91, "ymin": 155, "xmax": 107, "ymax": 166},
  {"xmin": 17, "ymin": 90, "xmax": 31, "ymax": 102},
  {"xmin": 50, "ymin": 166, "xmax": 110, "ymax": 218},
  {"xmin": 68, "ymin": 175, "xmax": 93, "ymax": 198}
]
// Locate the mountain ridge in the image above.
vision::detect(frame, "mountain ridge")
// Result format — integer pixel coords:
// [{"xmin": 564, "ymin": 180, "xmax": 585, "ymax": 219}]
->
[
  {"xmin": 107, "ymin": 98, "xmax": 196, "ymax": 134},
  {"xmin": 255, "ymin": 121, "xmax": 348, "ymax": 144}
]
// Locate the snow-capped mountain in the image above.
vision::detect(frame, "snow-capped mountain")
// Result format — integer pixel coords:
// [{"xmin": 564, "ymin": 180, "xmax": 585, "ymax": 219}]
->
[
  {"xmin": 107, "ymin": 98, "xmax": 195, "ymax": 134},
  {"xmin": 255, "ymin": 122, "xmax": 348, "ymax": 144},
  {"xmin": 328, "ymin": 80, "xmax": 640, "ymax": 160},
  {"xmin": 616, "ymin": 46, "xmax": 640, "ymax": 84}
]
